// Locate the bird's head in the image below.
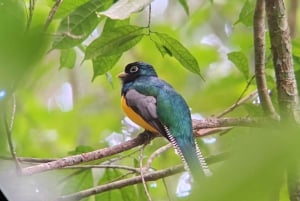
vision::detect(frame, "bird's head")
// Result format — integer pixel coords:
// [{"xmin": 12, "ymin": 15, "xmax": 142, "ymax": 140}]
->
[{"xmin": 118, "ymin": 61, "xmax": 158, "ymax": 83}]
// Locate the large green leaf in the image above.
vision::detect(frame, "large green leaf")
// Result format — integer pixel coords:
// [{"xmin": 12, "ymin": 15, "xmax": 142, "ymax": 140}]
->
[
  {"xmin": 153, "ymin": 32, "xmax": 201, "ymax": 76},
  {"xmin": 54, "ymin": 0, "xmax": 90, "ymax": 19},
  {"xmin": 52, "ymin": 0, "xmax": 113, "ymax": 49},
  {"xmin": 62, "ymin": 170, "xmax": 93, "ymax": 195},
  {"xmin": 92, "ymin": 54, "xmax": 122, "ymax": 80},
  {"xmin": 60, "ymin": 48, "xmax": 76, "ymax": 69},
  {"xmin": 234, "ymin": 0, "xmax": 255, "ymax": 27},
  {"xmin": 85, "ymin": 25, "xmax": 145, "ymax": 60},
  {"xmin": 97, "ymin": 0, "xmax": 153, "ymax": 20},
  {"xmin": 227, "ymin": 51, "xmax": 250, "ymax": 80}
]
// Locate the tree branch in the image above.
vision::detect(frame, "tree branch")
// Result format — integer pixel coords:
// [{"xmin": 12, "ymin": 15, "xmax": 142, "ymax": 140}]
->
[
  {"xmin": 20, "ymin": 117, "xmax": 260, "ymax": 176},
  {"xmin": 265, "ymin": 1, "xmax": 300, "ymax": 201},
  {"xmin": 254, "ymin": 0, "xmax": 279, "ymax": 119},
  {"xmin": 56, "ymin": 152, "xmax": 228, "ymax": 201}
]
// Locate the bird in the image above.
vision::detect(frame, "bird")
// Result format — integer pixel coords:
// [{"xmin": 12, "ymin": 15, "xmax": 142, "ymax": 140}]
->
[{"xmin": 118, "ymin": 61, "xmax": 211, "ymax": 181}]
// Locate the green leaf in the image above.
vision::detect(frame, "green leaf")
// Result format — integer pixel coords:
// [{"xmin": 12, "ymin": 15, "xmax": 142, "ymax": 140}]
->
[
  {"xmin": 234, "ymin": 0, "xmax": 255, "ymax": 27},
  {"xmin": 60, "ymin": 49, "xmax": 76, "ymax": 69},
  {"xmin": 95, "ymin": 169, "xmax": 137, "ymax": 201},
  {"xmin": 153, "ymin": 32, "xmax": 201, "ymax": 76},
  {"xmin": 85, "ymin": 25, "xmax": 145, "ymax": 60},
  {"xmin": 52, "ymin": 0, "xmax": 113, "ymax": 49},
  {"xmin": 97, "ymin": 0, "xmax": 153, "ymax": 20},
  {"xmin": 54, "ymin": 0, "xmax": 90, "ymax": 19},
  {"xmin": 227, "ymin": 51, "xmax": 249, "ymax": 79},
  {"xmin": 178, "ymin": 0, "xmax": 190, "ymax": 15},
  {"xmin": 63, "ymin": 170, "xmax": 93, "ymax": 195},
  {"xmin": 92, "ymin": 54, "xmax": 122, "ymax": 80}
]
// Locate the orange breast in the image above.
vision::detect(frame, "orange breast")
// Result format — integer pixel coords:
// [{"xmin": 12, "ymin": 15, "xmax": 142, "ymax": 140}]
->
[{"xmin": 121, "ymin": 96, "xmax": 158, "ymax": 133}]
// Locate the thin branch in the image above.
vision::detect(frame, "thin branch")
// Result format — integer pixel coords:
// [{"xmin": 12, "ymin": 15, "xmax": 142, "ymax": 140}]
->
[
  {"xmin": 254, "ymin": 0, "xmax": 279, "ymax": 119},
  {"xmin": 56, "ymin": 152, "xmax": 228, "ymax": 201},
  {"xmin": 140, "ymin": 145, "xmax": 153, "ymax": 201},
  {"xmin": 145, "ymin": 144, "xmax": 172, "ymax": 170},
  {"xmin": 216, "ymin": 89, "xmax": 258, "ymax": 118},
  {"xmin": 64, "ymin": 164, "xmax": 140, "ymax": 173},
  {"xmin": 26, "ymin": 0, "xmax": 36, "ymax": 30},
  {"xmin": 44, "ymin": 0, "xmax": 63, "ymax": 31},
  {"xmin": 3, "ymin": 94, "xmax": 21, "ymax": 171}
]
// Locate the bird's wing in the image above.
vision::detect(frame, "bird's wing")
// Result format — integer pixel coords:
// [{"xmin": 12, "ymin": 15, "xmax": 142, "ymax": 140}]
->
[{"xmin": 125, "ymin": 89, "xmax": 168, "ymax": 137}]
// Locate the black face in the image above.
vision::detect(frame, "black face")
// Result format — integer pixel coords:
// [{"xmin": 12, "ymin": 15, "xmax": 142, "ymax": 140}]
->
[{"xmin": 119, "ymin": 61, "xmax": 158, "ymax": 83}]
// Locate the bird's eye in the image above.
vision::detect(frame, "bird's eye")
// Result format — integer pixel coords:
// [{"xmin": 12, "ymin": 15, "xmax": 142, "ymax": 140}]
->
[{"xmin": 129, "ymin": 66, "xmax": 139, "ymax": 73}]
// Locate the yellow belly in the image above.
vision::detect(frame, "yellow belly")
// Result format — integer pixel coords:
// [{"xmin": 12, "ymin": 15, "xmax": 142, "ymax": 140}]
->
[{"xmin": 121, "ymin": 96, "xmax": 158, "ymax": 133}]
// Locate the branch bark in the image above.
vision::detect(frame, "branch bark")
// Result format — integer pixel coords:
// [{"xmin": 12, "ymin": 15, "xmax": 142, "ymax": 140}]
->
[
  {"xmin": 265, "ymin": 1, "xmax": 300, "ymax": 201},
  {"xmin": 254, "ymin": 0, "xmax": 278, "ymax": 119}
]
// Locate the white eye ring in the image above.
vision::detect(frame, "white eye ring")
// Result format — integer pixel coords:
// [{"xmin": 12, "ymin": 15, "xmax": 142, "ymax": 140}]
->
[{"xmin": 129, "ymin": 66, "xmax": 139, "ymax": 73}]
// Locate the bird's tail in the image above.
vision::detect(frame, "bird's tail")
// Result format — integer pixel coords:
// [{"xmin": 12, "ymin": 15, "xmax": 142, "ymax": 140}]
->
[{"xmin": 163, "ymin": 125, "xmax": 212, "ymax": 180}]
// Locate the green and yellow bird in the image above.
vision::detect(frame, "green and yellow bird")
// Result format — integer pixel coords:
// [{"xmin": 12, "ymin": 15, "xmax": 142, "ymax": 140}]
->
[{"xmin": 118, "ymin": 61, "xmax": 211, "ymax": 180}]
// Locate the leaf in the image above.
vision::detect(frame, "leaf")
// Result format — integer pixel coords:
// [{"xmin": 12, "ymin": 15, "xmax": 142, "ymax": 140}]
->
[
  {"xmin": 85, "ymin": 25, "xmax": 145, "ymax": 60},
  {"xmin": 92, "ymin": 54, "xmax": 122, "ymax": 80},
  {"xmin": 54, "ymin": 0, "xmax": 90, "ymax": 19},
  {"xmin": 227, "ymin": 51, "xmax": 249, "ymax": 79},
  {"xmin": 234, "ymin": 0, "xmax": 255, "ymax": 27},
  {"xmin": 59, "ymin": 49, "xmax": 76, "ymax": 69},
  {"xmin": 154, "ymin": 32, "xmax": 201, "ymax": 76},
  {"xmin": 62, "ymin": 170, "xmax": 93, "ymax": 194},
  {"xmin": 178, "ymin": 0, "xmax": 190, "ymax": 15},
  {"xmin": 97, "ymin": 0, "xmax": 153, "ymax": 20},
  {"xmin": 95, "ymin": 169, "xmax": 137, "ymax": 201},
  {"xmin": 52, "ymin": 0, "xmax": 113, "ymax": 49}
]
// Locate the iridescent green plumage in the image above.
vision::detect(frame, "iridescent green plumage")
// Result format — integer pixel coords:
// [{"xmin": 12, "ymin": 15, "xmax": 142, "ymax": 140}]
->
[{"xmin": 119, "ymin": 61, "xmax": 211, "ymax": 180}]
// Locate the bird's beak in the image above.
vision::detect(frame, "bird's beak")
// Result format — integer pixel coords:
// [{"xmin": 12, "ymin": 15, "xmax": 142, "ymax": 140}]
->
[{"xmin": 118, "ymin": 72, "xmax": 128, "ymax": 79}]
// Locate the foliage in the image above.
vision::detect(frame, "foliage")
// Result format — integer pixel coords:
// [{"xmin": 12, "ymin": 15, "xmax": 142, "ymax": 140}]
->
[{"xmin": 0, "ymin": 0, "xmax": 299, "ymax": 201}]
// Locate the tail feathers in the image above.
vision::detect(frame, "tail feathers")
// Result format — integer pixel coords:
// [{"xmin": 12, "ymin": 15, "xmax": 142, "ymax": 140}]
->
[{"xmin": 162, "ymin": 125, "xmax": 212, "ymax": 180}]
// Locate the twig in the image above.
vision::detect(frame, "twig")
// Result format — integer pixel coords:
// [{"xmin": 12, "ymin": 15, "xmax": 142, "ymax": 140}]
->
[
  {"xmin": 192, "ymin": 117, "xmax": 261, "ymax": 130},
  {"xmin": 216, "ymin": 89, "xmax": 258, "ymax": 118},
  {"xmin": 26, "ymin": 0, "xmax": 36, "ymax": 30},
  {"xmin": 3, "ymin": 94, "xmax": 21, "ymax": 171},
  {"xmin": 254, "ymin": 0, "xmax": 278, "ymax": 119},
  {"xmin": 56, "ymin": 152, "xmax": 228, "ymax": 201},
  {"xmin": 44, "ymin": 0, "xmax": 63, "ymax": 31},
  {"xmin": 63, "ymin": 164, "xmax": 140, "ymax": 173},
  {"xmin": 140, "ymin": 145, "xmax": 152, "ymax": 201},
  {"xmin": 145, "ymin": 144, "xmax": 172, "ymax": 170}
]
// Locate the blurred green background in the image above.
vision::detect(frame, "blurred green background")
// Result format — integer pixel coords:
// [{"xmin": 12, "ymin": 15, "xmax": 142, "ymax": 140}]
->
[{"xmin": 0, "ymin": 0, "xmax": 300, "ymax": 200}]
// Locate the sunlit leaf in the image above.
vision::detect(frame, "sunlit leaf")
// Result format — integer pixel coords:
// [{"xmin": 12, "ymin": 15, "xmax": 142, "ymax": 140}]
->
[
  {"xmin": 178, "ymin": 0, "xmax": 190, "ymax": 15},
  {"xmin": 60, "ymin": 49, "xmax": 76, "ymax": 69},
  {"xmin": 234, "ymin": 0, "xmax": 255, "ymax": 27},
  {"xmin": 85, "ymin": 25, "xmax": 145, "ymax": 60},
  {"xmin": 52, "ymin": 0, "xmax": 113, "ymax": 49},
  {"xmin": 154, "ymin": 32, "xmax": 201, "ymax": 76},
  {"xmin": 92, "ymin": 54, "xmax": 122, "ymax": 80},
  {"xmin": 97, "ymin": 0, "xmax": 153, "ymax": 20},
  {"xmin": 227, "ymin": 51, "xmax": 249, "ymax": 80}
]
